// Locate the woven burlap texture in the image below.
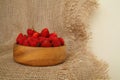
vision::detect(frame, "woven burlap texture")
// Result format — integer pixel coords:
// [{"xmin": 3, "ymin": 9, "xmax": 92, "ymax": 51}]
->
[{"xmin": 0, "ymin": 0, "xmax": 109, "ymax": 80}]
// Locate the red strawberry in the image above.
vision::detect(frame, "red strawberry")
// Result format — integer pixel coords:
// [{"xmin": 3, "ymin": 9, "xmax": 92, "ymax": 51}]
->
[
  {"xmin": 41, "ymin": 39, "xmax": 52, "ymax": 47},
  {"xmin": 21, "ymin": 35, "xmax": 27, "ymax": 44},
  {"xmin": 32, "ymin": 32, "xmax": 39, "ymax": 38},
  {"xmin": 38, "ymin": 37, "xmax": 46, "ymax": 44},
  {"xmin": 27, "ymin": 28, "xmax": 35, "ymax": 36},
  {"xmin": 28, "ymin": 37, "xmax": 39, "ymax": 47},
  {"xmin": 16, "ymin": 33, "xmax": 27, "ymax": 45},
  {"xmin": 51, "ymin": 37, "xmax": 61, "ymax": 47},
  {"xmin": 23, "ymin": 35, "xmax": 27, "ymax": 39},
  {"xmin": 23, "ymin": 39, "xmax": 29, "ymax": 46},
  {"xmin": 49, "ymin": 36, "xmax": 56, "ymax": 42},
  {"xmin": 40, "ymin": 28, "xmax": 49, "ymax": 37},
  {"xmin": 49, "ymin": 32, "xmax": 57, "ymax": 38},
  {"xmin": 59, "ymin": 38, "xmax": 64, "ymax": 45},
  {"xmin": 16, "ymin": 33, "xmax": 23, "ymax": 43}
]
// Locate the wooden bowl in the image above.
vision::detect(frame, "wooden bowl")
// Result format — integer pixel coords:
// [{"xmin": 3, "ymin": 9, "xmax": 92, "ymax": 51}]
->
[{"xmin": 13, "ymin": 44, "xmax": 67, "ymax": 66}]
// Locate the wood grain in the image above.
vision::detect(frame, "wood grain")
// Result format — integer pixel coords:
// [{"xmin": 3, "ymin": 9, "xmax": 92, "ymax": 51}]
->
[{"xmin": 13, "ymin": 44, "xmax": 67, "ymax": 66}]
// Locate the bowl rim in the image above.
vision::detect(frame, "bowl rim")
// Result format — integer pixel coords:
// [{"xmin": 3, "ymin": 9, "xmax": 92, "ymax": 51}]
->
[{"xmin": 14, "ymin": 43, "xmax": 66, "ymax": 48}]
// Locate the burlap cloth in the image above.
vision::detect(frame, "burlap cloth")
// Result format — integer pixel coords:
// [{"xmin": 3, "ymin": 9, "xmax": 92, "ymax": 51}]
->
[{"xmin": 0, "ymin": 0, "xmax": 109, "ymax": 80}]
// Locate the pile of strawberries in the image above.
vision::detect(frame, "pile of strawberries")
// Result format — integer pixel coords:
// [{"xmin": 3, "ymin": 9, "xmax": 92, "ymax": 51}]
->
[{"xmin": 16, "ymin": 28, "xmax": 65, "ymax": 47}]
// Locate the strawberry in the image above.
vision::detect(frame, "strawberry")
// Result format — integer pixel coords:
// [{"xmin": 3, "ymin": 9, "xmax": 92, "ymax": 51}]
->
[
  {"xmin": 28, "ymin": 37, "xmax": 39, "ymax": 47},
  {"xmin": 27, "ymin": 28, "xmax": 35, "ymax": 36},
  {"xmin": 38, "ymin": 37, "xmax": 46, "ymax": 44},
  {"xmin": 23, "ymin": 35, "xmax": 27, "ymax": 39},
  {"xmin": 16, "ymin": 33, "xmax": 27, "ymax": 45},
  {"xmin": 32, "ymin": 32, "xmax": 39, "ymax": 38},
  {"xmin": 49, "ymin": 32, "xmax": 57, "ymax": 38},
  {"xmin": 16, "ymin": 33, "xmax": 23, "ymax": 43},
  {"xmin": 16, "ymin": 28, "xmax": 65, "ymax": 47},
  {"xmin": 40, "ymin": 28, "xmax": 49, "ymax": 37},
  {"xmin": 41, "ymin": 39, "xmax": 52, "ymax": 47},
  {"xmin": 58, "ymin": 37, "xmax": 64, "ymax": 45},
  {"xmin": 51, "ymin": 37, "xmax": 61, "ymax": 47},
  {"xmin": 23, "ymin": 39, "xmax": 29, "ymax": 46}
]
